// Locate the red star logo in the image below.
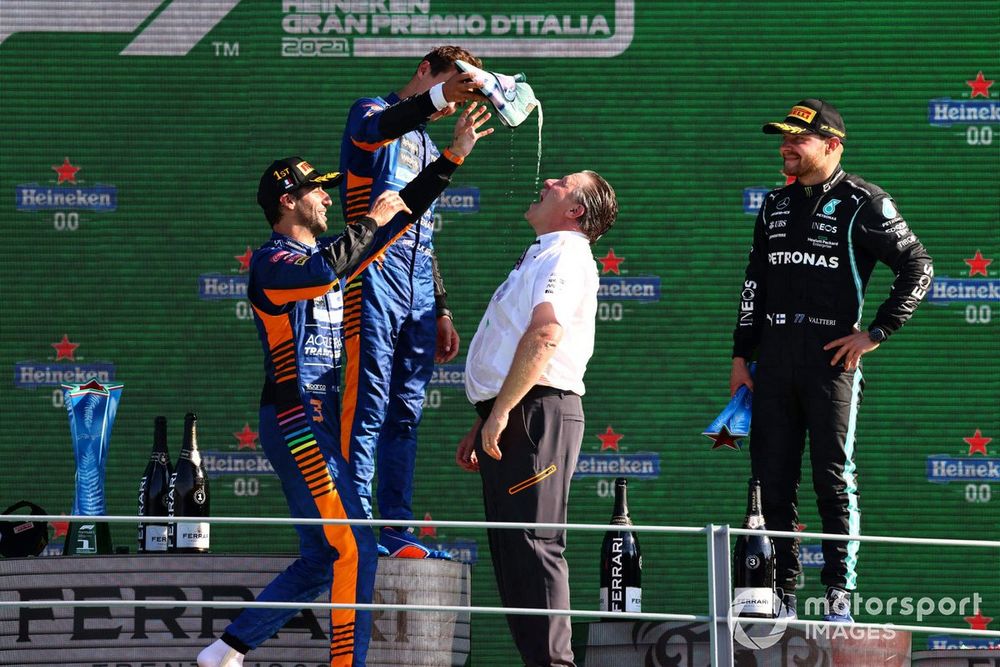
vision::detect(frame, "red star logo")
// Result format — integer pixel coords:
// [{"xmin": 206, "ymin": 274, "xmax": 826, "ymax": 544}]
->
[
  {"xmin": 77, "ymin": 379, "xmax": 108, "ymax": 392},
  {"xmin": 418, "ymin": 512, "xmax": 437, "ymax": 538},
  {"xmin": 796, "ymin": 523, "xmax": 807, "ymax": 532},
  {"xmin": 597, "ymin": 426, "xmax": 623, "ymax": 451},
  {"xmin": 964, "ymin": 429, "xmax": 992, "ymax": 456},
  {"xmin": 965, "ymin": 610, "xmax": 993, "ymax": 630},
  {"xmin": 706, "ymin": 425, "xmax": 742, "ymax": 450},
  {"xmin": 235, "ymin": 246, "xmax": 253, "ymax": 273},
  {"xmin": 233, "ymin": 423, "xmax": 259, "ymax": 450},
  {"xmin": 964, "ymin": 250, "xmax": 992, "ymax": 277},
  {"xmin": 967, "ymin": 71, "xmax": 994, "ymax": 98},
  {"xmin": 598, "ymin": 249, "xmax": 624, "ymax": 275},
  {"xmin": 51, "ymin": 334, "xmax": 80, "ymax": 361},
  {"xmin": 52, "ymin": 157, "xmax": 81, "ymax": 184}
]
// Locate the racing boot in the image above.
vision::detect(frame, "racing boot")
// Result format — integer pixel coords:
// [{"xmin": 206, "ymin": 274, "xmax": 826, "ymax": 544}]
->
[
  {"xmin": 822, "ymin": 586, "xmax": 854, "ymax": 623},
  {"xmin": 197, "ymin": 638, "xmax": 245, "ymax": 666},
  {"xmin": 380, "ymin": 526, "xmax": 452, "ymax": 559}
]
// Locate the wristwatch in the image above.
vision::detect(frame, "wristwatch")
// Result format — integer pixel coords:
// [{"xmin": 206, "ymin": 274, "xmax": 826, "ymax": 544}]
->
[{"xmin": 867, "ymin": 326, "xmax": 887, "ymax": 344}]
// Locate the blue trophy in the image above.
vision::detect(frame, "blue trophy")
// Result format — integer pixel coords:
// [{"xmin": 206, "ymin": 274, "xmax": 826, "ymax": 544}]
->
[
  {"xmin": 703, "ymin": 363, "xmax": 755, "ymax": 450},
  {"xmin": 62, "ymin": 378, "xmax": 123, "ymax": 554}
]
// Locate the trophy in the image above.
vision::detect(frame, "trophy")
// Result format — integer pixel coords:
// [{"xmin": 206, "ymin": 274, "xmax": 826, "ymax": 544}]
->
[
  {"xmin": 62, "ymin": 378, "xmax": 123, "ymax": 555},
  {"xmin": 703, "ymin": 363, "xmax": 755, "ymax": 451}
]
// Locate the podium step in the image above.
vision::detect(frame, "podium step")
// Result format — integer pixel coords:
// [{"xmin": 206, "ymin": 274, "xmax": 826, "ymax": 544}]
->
[
  {"xmin": 580, "ymin": 620, "xmax": 912, "ymax": 666},
  {"xmin": 0, "ymin": 553, "xmax": 470, "ymax": 666}
]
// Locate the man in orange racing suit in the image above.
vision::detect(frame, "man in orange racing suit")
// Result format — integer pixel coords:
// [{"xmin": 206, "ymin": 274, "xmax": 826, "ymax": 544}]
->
[{"xmin": 197, "ymin": 102, "xmax": 491, "ymax": 667}]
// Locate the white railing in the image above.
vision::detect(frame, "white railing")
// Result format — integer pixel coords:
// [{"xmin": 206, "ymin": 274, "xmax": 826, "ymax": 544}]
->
[{"xmin": 5, "ymin": 514, "xmax": 1000, "ymax": 666}]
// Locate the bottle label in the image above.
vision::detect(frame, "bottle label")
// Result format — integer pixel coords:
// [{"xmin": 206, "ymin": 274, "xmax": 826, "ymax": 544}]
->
[
  {"xmin": 625, "ymin": 586, "xmax": 642, "ymax": 612},
  {"xmin": 734, "ymin": 587, "xmax": 775, "ymax": 616},
  {"xmin": 142, "ymin": 525, "xmax": 169, "ymax": 551},
  {"xmin": 176, "ymin": 522, "xmax": 210, "ymax": 549},
  {"xmin": 600, "ymin": 586, "xmax": 642, "ymax": 612}
]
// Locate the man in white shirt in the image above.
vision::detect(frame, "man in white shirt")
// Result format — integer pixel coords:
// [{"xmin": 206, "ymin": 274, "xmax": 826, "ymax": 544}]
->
[{"xmin": 456, "ymin": 171, "xmax": 618, "ymax": 667}]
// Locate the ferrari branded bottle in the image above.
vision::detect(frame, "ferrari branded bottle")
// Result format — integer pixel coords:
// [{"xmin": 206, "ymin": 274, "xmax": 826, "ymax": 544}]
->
[
  {"xmin": 167, "ymin": 413, "xmax": 210, "ymax": 552},
  {"xmin": 733, "ymin": 478, "xmax": 776, "ymax": 617},
  {"xmin": 599, "ymin": 478, "xmax": 642, "ymax": 613},
  {"xmin": 138, "ymin": 416, "xmax": 173, "ymax": 553}
]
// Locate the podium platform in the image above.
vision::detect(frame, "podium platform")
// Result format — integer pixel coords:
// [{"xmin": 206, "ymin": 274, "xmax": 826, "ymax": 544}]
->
[
  {"xmin": 0, "ymin": 554, "xmax": 470, "ymax": 666},
  {"xmin": 577, "ymin": 620, "xmax": 913, "ymax": 666}
]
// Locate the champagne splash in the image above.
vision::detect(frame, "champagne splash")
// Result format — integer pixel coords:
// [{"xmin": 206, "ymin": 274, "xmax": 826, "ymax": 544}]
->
[{"xmin": 534, "ymin": 100, "xmax": 544, "ymax": 191}]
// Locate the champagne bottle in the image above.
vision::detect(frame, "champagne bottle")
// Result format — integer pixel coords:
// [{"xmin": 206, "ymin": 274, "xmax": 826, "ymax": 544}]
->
[
  {"xmin": 167, "ymin": 413, "xmax": 210, "ymax": 553},
  {"xmin": 599, "ymin": 478, "xmax": 642, "ymax": 614},
  {"xmin": 138, "ymin": 416, "xmax": 173, "ymax": 553},
  {"xmin": 733, "ymin": 478, "xmax": 776, "ymax": 617}
]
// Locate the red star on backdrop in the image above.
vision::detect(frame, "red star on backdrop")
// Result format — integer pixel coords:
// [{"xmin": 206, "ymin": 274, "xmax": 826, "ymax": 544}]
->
[
  {"xmin": 597, "ymin": 426, "xmax": 623, "ymax": 451},
  {"xmin": 965, "ymin": 610, "xmax": 993, "ymax": 630},
  {"xmin": 235, "ymin": 246, "xmax": 253, "ymax": 273},
  {"xmin": 419, "ymin": 512, "xmax": 436, "ymax": 538},
  {"xmin": 964, "ymin": 429, "xmax": 992, "ymax": 456},
  {"xmin": 598, "ymin": 249, "xmax": 624, "ymax": 275},
  {"xmin": 964, "ymin": 250, "xmax": 992, "ymax": 277},
  {"xmin": 233, "ymin": 423, "xmax": 259, "ymax": 450},
  {"xmin": 966, "ymin": 71, "xmax": 994, "ymax": 98},
  {"xmin": 52, "ymin": 157, "xmax": 81, "ymax": 184},
  {"xmin": 706, "ymin": 425, "xmax": 742, "ymax": 451},
  {"xmin": 51, "ymin": 334, "xmax": 79, "ymax": 361},
  {"xmin": 796, "ymin": 523, "xmax": 807, "ymax": 532}
]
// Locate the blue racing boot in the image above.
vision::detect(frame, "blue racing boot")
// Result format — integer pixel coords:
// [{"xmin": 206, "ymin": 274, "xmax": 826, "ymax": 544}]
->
[
  {"xmin": 781, "ymin": 593, "xmax": 798, "ymax": 620},
  {"xmin": 822, "ymin": 587, "xmax": 854, "ymax": 623},
  {"xmin": 379, "ymin": 527, "xmax": 452, "ymax": 560}
]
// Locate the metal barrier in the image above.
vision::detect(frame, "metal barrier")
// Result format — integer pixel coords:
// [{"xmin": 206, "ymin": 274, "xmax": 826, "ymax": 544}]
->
[{"xmin": 4, "ymin": 514, "xmax": 999, "ymax": 666}]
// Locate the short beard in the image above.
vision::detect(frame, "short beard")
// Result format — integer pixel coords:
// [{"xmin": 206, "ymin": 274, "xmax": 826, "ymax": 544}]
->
[
  {"xmin": 307, "ymin": 217, "xmax": 328, "ymax": 237},
  {"xmin": 784, "ymin": 151, "xmax": 824, "ymax": 179}
]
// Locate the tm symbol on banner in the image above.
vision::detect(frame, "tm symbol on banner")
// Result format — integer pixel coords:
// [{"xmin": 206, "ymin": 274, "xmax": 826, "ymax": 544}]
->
[{"xmin": 212, "ymin": 41, "xmax": 239, "ymax": 57}]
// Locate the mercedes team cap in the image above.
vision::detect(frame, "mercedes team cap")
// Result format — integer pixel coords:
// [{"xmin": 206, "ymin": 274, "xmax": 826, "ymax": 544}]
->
[
  {"xmin": 257, "ymin": 157, "xmax": 343, "ymax": 211},
  {"xmin": 762, "ymin": 99, "xmax": 846, "ymax": 140}
]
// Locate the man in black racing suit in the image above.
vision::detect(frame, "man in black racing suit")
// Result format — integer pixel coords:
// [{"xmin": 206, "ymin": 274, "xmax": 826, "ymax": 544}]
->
[{"xmin": 730, "ymin": 99, "xmax": 933, "ymax": 622}]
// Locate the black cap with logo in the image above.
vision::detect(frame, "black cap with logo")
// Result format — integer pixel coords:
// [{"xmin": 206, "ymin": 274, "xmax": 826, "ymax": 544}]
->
[
  {"xmin": 0, "ymin": 501, "xmax": 49, "ymax": 558},
  {"xmin": 762, "ymin": 99, "xmax": 846, "ymax": 140},
  {"xmin": 257, "ymin": 157, "xmax": 343, "ymax": 212}
]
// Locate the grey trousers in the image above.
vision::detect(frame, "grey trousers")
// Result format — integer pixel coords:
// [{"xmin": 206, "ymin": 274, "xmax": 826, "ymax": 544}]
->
[{"xmin": 475, "ymin": 386, "xmax": 585, "ymax": 667}]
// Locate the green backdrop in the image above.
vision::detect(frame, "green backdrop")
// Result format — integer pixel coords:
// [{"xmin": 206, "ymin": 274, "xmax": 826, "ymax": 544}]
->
[{"xmin": 1, "ymin": 1, "xmax": 997, "ymax": 663}]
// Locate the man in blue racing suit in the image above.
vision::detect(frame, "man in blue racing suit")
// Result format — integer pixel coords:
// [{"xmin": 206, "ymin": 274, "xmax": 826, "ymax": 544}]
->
[
  {"xmin": 197, "ymin": 102, "xmax": 491, "ymax": 667},
  {"xmin": 338, "ymin": 46, "xmax": 486, "ymax": 557}
]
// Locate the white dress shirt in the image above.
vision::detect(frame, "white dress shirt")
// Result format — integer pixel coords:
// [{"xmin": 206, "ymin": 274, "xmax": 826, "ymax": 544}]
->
[{"xmin": 465, "ymin": 230, "xmax": 598, "ymax": 403}]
